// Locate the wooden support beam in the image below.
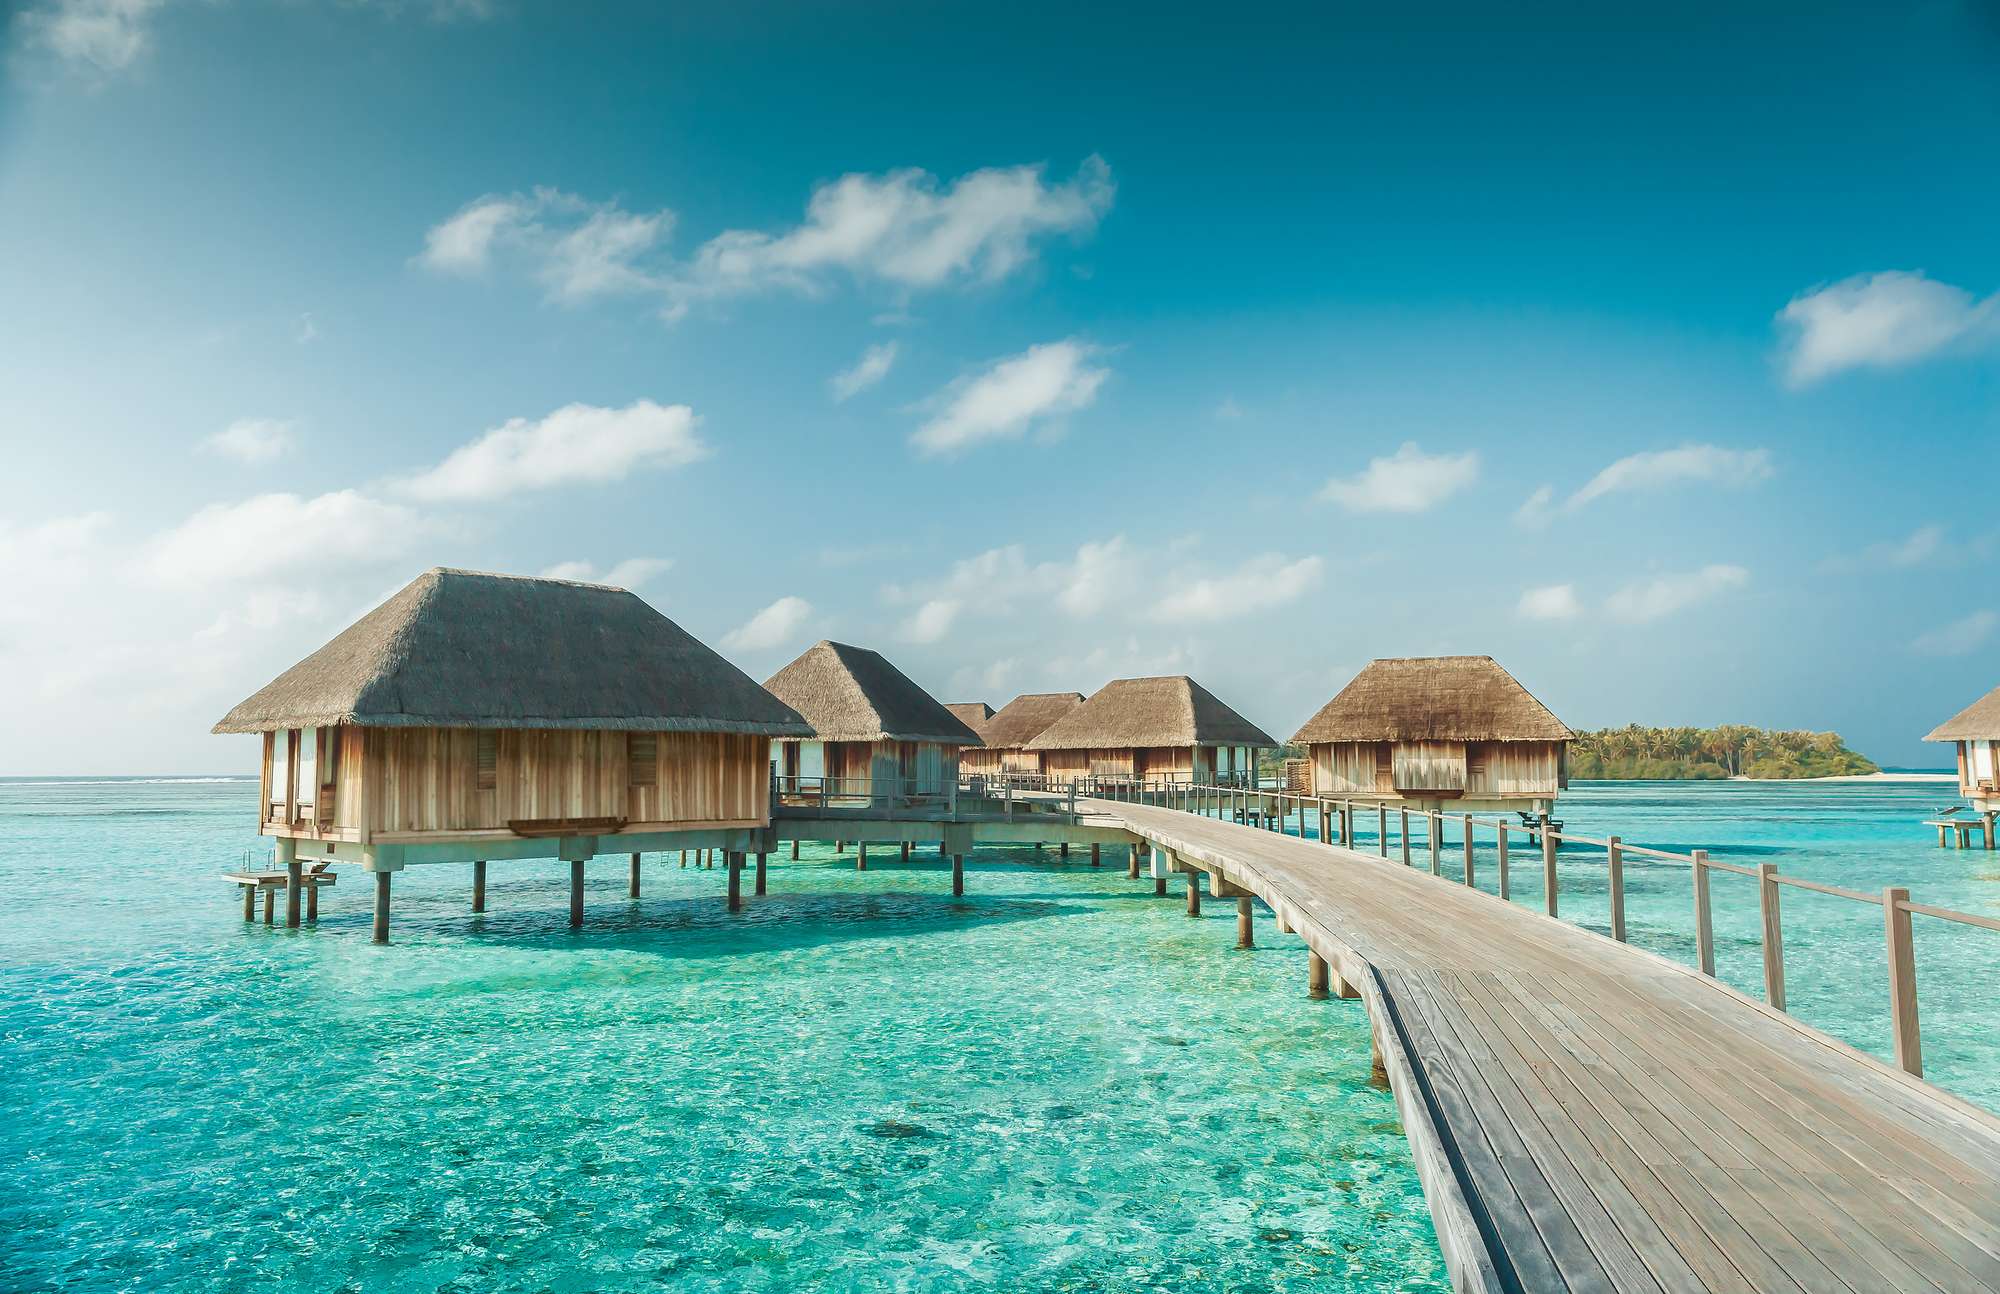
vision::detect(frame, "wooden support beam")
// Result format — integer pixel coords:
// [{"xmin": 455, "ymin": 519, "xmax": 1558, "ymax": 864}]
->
[
  {"xmin": 1155, "ymin": 875, "xmax": 1167, "ymax": 896},
  {"xmin": 306, "ymin": 879, "xmax": 318, "ymax": 923},
  {"xmin": 1308, "ymin": 952, "xmax": 1331, "ymax": 1000},
  {"xmin": 1127, "ymin": 844, "xmax": 1140, "ymax": 878},
  {"xmin": 900, "ymin": 841, "xmax": 911, "ymax": 862},
  {"xmin": 679, "ymin": 849, "xmax": 688, "ymax": 868},
  {"xmin": 242, "ymin": 883, "xmax": 255, "ymax": 922},
  {"xmin": 1186, "ymin": 873, "xmax": 1202, "ymax": 917},
  {"xmin": 569, "ymin": 859, "xmax": 584, "ymax": 928},
  {"xmin": 1692, "ymin": 849, "xmax": 1715, "ymax": 975},
  {"xmin": 952, "ymin": 854, "xmax": 965, "ymax": 897},
  {"xmin": 473, "ymin": 859, "xmax": 486, "ymax": 911},
  {"xmin": 372, "ymin": 871, "xmax": 391, "ymax": 945},
  {"xmin": 1090, "ymin": 842, "xmax": 1100, "ymax": 867},
  {"xmin": 1059, "ymin": 842, "xmax": 1069, "ymax": 858},
  {"xmin": 856, "ymin": 842, "xmax": 868, "ymax": 870},
  {"xmin": 1757, "ymin": 862, "xmax": 1785, "ymax": 1010},
  {"xmin": 263, "ymin": 886, "xmax": 275, "ymax": 925},
  {"xmin": 791, "ymin": 839, "xmax": 800, "ymax": 860},
  {"xmin": 1883, "ymin": 886, "xmax": 1922, "ymax": 1077},
  {"xmin": 285, "ymin": 860, "xmax": 302, "ymax": 928},
  {"xmin": 727, "ymin": 851, "xmax": 743, "ymax": 911},
  {"xmin": 629, "ymin": 852, "xmax": 642, "ymax": 899},
  {"xmin": 755, "ymin": 851, "xmax": 767, "ymax": 896},
  {"xmin": 1237, "ymin": 895, "xmax": 1254, "ymax": 948}
]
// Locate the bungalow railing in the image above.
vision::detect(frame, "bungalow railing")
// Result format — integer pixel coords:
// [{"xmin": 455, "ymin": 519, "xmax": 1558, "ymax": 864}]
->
[
  {"xmin": 771, "ymin": 774, "xmax": 958, "ymax": 812},
  {"xmin": 1073, "ymin": 776, "xmax": 1997, "ymax": 1085}
]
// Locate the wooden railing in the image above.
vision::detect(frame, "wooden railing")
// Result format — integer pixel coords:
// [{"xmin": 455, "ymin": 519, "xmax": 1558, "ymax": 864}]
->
[
  {"xmin": 772, "ymin": 774, "xmax": 958, "ymax": 812},
  {"xmin": 1076, "ymin": 776, "xmax": 1998, "ymax": 1083}
]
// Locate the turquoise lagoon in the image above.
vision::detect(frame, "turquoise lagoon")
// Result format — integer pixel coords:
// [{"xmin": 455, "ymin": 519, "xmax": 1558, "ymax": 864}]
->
[
  {"xmin": 1, "ymin": 778, "xmax": 1441, "ymax": 1294},
  {"xmin": 4, "ymin": 774, "xmax": 1996, "ymax": 1292}
]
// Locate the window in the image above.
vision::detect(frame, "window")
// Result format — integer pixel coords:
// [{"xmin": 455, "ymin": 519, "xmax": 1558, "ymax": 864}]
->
[
  {"xmin": 295, "ymin": 727, "xmax": 318, "ymax": 819},
  {"xmin": 629, "ymin": 732, "xmax": 658, "ymax": 787},
  {"xmin": 476, "ymin": 731, "xmax": 497, "ymax": 791},
  {"xmin": 268, "ymin": 731, "xmax": 290, "ymax": 819}
]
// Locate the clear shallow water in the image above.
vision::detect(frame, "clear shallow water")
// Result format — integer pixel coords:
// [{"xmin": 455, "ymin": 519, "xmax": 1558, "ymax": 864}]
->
[
  {"xmin": 1313, "ymin": 777, "xmax": 2000, "ymax": 1109},
  {"xmin": 0, "ymin": 779, "xmax": 1444, "ymax": 1294}
]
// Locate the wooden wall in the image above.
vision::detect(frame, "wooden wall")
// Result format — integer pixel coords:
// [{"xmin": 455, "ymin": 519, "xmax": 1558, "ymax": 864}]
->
[
  {"xmin": 264, "ymin": 725, "xmax": 768, "ymax": 840},
  {"xmin": 1037, "ymin": 746, "xmax": 1204, "ymax": 783},
  {"xmin": 1309, "ymin": 739, "xmax": 1564, "ymax": 800}
]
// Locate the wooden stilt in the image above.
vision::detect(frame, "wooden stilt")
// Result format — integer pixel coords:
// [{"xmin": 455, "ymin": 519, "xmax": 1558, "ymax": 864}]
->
[
  {"xmin": 242, "ymin": 883, "xmax": 255, "ymax": 922},
  {"xmin": 857, "ymin": 842, "xmax": 868, "ymax": 870},
  {"xmin": 306, "ymin": 878, "xmax": 318, "ymax": 923},
  {"xmin": 755, "ymin": 851, "xmax": 767, "ymax": 896},
  {"xmin": 704, "ymin": 849, "xmax": 714, "ymax": 870},
  {"xmin": 629, "ymin": 852, "xmax": 642, "ymax": 899},
  {"xmin": 372, "ymin": 871, "xmax": 391, "ymax": 945},
  {"xmin": 570, "ymin": 859, "xmax": 584, "ymax": 928},
  {"xmin": 473, "ymin": 859, "xmax": 486, "ymax": 911},
  {"xmin": 679, "ymin": 849, "xmax": 688, "ymax": 868},
  {"xmin": 1369, "ymin": 1025, "xmax": 1389, "ymax": 1088},
  {"xmin": 952, "ymin": 854, "xmax": 965, "ymax": 896},
  {"xmin": 791, "ymin": 839, "xmax": 800, "ymax": 860},
  {"xmin": 1186, "ymin": 874, "xmax": 1202, "ymax": 917},
  {"xmin": 263, "ymin": 886, "xmax": 275, "ymax": 925},
  {"xmin": 727, "ymin": 851, "xmax": 743, "ymax": 911},
  {"xmin": 1059, "ymin": 842, "xmax": 1069, "ymax": 858},
  {"xmin": 1236, "ymin": 895, "xmax": 1254, "ymax": 949},
  {"xmin": 836, "ymin": 840, "xmax": 845, "ymax": 853},
  {"xmin": 1276, "ymin": 911, "xmax": 1292, "ymax": 935},
  {"xmin": 900, "ymin": 841, "xmax": 911, "ymax": 862},
  {"xmin": 1127, "ymin": 844, "xmax": 1140, "ymax": 878},
  {"xmin": 1090, "ymin": 842, "xmax": 1100, "ymax": 866},
  {"xmin": 1308, "ymin": 952, "xmax": 1331, "ymax": 1000},
  {"xmin": 1155, "ymin": 876, "xmax": 1167, "ymax": 896},
  {"xmin": 285, "ymin": 860, "xmax": 302, "ymax": 928}
]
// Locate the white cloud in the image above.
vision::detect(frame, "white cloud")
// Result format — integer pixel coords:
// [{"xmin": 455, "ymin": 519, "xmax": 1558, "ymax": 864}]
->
[
  {"xmin": 18, "ymin": 0, "xmax": 164, "ymax": 73},
  {"xmin": 1319, "ymin": 443, "xmax": 1479, "ymax": 513},
  {"xmin": 1822, "ymin": 524, "xmax": 1943, "ymax": 574},
  {"xmin": 899, "ymin": 598, "xmax": 961, "ymax": 644},
  {"xmin": 1912, "ymin": 610, "xmax": 1996, "ymax": 657},
  {"xmin": 1778, "ymin": 271, "xmax": 1996, "ymax": 386},
  {"xmin": 295, "ymin": 313, "xmax": 318, "ymax": 344},
  {"xmin": 419, "ymin": 158, "xmax": 1112, "ymax": 317},
  {"xmin": 1151, "ymin": 554, "xmax": 1323, "ymax": 624},
  {"xmin": 397, "ymin": 400, "xmax": 707, "ymax": 502},
  {"xmin": 721, "ymin": 596, "xmax": 813, "ymax": 652},
  {"xmin": 1518, "ymin": 445, "xmax": 1772, "ymax": 527},
  {"xmin": 911, "ymin": 339, "xmax": 1108, "ymax": 456},
  {"xmin": 1517, "ymin": 583, "xmax": 1581, "ymax": 621},
  {"xmin": 1215, "ymin": 398, "xmax": 1245, "ymax": 421},
  {"xmin": 690, "ymin": 155, "xmax": 1112, "ymax": 296},
  {"xmin": 947, "ymin": 657, "xmax": 1019, "ymax": 699},
  {"xmin": 201, "ymin": 417, "xmax": 297, "ymax": 464},
  {"xmin": 830, "ymin": 341, "xmax": 899, "ymax": 401},
  {"xmin": 539, "ymin": 557, "xmax": 673, "ymax": 589},
  {"xmin": 1605, "ymin": 565, "xmax": 1748, "ymax": 623},
  {"xmin": 143, "ymin": 490, "xmax": 428, "ymax": 589},
  {"xmin": 1057, "ymin": 537, "xmax": 1135, "ymax": 617}
]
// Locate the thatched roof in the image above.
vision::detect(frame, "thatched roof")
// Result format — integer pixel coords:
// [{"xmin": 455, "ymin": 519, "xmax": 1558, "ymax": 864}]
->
[
  {"xmin": 214, "ymin": 568, "xmax": 813, "ymax": 736},
  {"xmin": 1024, "ymin": 677, "xmax": 1277, "ymax": 750},
  {"xmin": 982, "ymin": 692, "xmax": 1086, "ymax": 750},
  {"xmin": 1927, "ymin": 683, "xmax": 2000, "ymax": 741},
  {"xmin": 946, "ymin": 702, "xmax": 995, "ymax": 743},
  {"xmin": 1290, "ymin": 656, "xmax": 1572, "ymax": 744},
  {"xmin": 763, "ymin": 641, "xmax": 981, "ymax": 745}
]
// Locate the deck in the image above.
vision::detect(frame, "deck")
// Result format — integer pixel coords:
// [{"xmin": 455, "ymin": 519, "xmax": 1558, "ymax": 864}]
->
[{"xmin": 1084, "ymin": 797, "xmax": 2000, "ymax": 1294}]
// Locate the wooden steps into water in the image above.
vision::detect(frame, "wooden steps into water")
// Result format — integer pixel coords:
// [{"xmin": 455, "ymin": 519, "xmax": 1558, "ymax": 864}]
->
[{"xmin": 1085, "ymin": 797, "xmax": 2000, "ymax": 1294}]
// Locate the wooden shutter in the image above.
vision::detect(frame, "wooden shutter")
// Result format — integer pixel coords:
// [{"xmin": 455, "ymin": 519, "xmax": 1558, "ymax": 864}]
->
[{"xmin": 629, "ymin": 732, "xmax": 658, "ymax": 787}]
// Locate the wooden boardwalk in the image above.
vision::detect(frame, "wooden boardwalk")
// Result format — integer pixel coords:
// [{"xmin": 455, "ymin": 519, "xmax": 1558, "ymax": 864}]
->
[{"xmin": 1085, "ymin": 797, "xmax": 2000, "ymax": 1294}]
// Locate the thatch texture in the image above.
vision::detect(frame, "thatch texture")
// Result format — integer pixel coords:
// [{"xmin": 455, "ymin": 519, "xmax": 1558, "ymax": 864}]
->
[
  {"xmin": 1927, "ymin": 684, "xmax": 2000, "ymax": 741},
  {"xmin": 213, "ymin": 568, "xmax": 813, "ymax": 736},
  {"xmin": 1290, "ymin": 656, "xmax": 1571, "ymax": 744},
  {"xmin": 763, "ymin": 641, "xmax": 981, "ymax": 745},
  {"xmin": 1024, "ymin": 677, "xmax": 1277, "ymax": 750},
  {"xmin": 946, "ymin": 702, "xmax": 995, "ymax": 743},
  {"xmin": 981, "ymin": 692, "xmax": 1086, "ymax": 750}
]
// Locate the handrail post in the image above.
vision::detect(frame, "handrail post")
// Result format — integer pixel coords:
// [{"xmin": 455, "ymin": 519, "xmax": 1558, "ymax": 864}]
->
[
  {"xmin": 1882, "ymin": 886, "xmax": 1923, "ymax": 1077},
  {"xmin": 1496, "ymin": 823, "xmax": 1510, "ymax": 900},
  {"xmin": 1377, "ymin": 804, "xmax": 1387, "ymax": 858},
  {"xmin": 1692, "ymin": 849, "xmax": 1715, "ymax": 975},
  {"xmin": 1607, "ymin": 835, "xmax": 1625, "ymax": 942},
  {"xmin": 1542, "ymin": 820, "xmax": 1558, "ymax": 917},
  {"xmin": 1462, "ymin": 813, "xmax": 1475, "ymax": 886},
  {"xmin": 1757, "ymin": 862, "xmax": 1786, "ymax": 1010},
  {"xmin": 1399, "ymin": 808, "xmax": 1411, "ymax": 866},
  {"xmin": 1428, "ymin": 809, "xmax": 1442, "ymax": 876}
]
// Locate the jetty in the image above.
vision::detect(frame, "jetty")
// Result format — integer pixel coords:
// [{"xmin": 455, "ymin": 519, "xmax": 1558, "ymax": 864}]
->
[{"xmin": 1082, "ymin": 785, "xmax": 2000, "ymax": 1293}]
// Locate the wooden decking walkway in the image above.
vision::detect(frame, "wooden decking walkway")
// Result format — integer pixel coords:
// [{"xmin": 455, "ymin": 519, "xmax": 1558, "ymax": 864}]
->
[{"xmin": 1085, "ymin": 797, "xmax": 2000, "ymax": 1294}]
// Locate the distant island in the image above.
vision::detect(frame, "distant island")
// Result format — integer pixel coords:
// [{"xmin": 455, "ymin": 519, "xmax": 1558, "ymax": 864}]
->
[{"xmin": 1568, "ymin": 725, "xmax": 1879, "ymax": 780}]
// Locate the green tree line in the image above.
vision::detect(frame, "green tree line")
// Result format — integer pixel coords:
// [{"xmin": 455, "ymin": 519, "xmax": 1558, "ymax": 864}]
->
[{"xmin": 1567, "ymin": 725, "xmax": 1879, "ymax": 780}]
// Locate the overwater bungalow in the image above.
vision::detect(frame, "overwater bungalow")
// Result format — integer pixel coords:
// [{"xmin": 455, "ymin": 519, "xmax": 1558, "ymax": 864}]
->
[
  {"xmin": 946, "ymin": 702, "xmax": 994, "ymax": 741},
  {"xmin": 958, "ymin": 691, "xmax": 1086, "ymax": 783},
  {"xmin": 213, "ymin": 567, "xmax": 812, "ymax": 939},
  {"xmin": 763, "ymin": 641, "xmax": 981, "ymax": 806},
  {"xmin": 1024, "ymin": 676, "xmax": 1275, "ymax": 787},
  {"xmin": 1925, "ymin": 683, "xmax": 2000, "ymax": 847},
  {"xmin": 1290, "ymin": 656, "xmax": 1570, "ymax": 816}
]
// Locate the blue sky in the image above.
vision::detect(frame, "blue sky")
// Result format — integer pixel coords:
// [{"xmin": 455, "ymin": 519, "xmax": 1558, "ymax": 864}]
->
[{"xmin": 3, "ymin": 0, "xmax": 1998, "ymax": 773}]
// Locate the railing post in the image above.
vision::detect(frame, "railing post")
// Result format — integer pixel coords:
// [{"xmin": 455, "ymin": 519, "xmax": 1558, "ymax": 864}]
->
[
  {"xmin": 1607, "ymin": 836, "xmax": 1625, "ymax": 942},
  {"xmin": 1399, "ymin": 808, "xmax": 1411, "ymax": 866},
  {"xmin": 1462, "ymin": 814, "xmax": 1474, "ymax": 886},
  {"xmin": 1428, "ymin": 810, "xmax": 1442, "ymax": 876},
  {"xmin": 1882, "ymin": 886, "xmax": 1923, "ymax": 1077},
  {"xmin": 1692, "ymin": 849, "xmax": 1715, "ymax": 975},
  {"xmin": 1542, "ymin": 822, "xmax": 1558, "ymax": 917},
  {"xmin": 1496, "ymin": 824, "xmax": 1510, "ymax": 900},
  {"xmin": 1757, "ymin": 862, "xmax": 1786, "ymax": 1010},
  {"xmin": 1377, "ymin": 805, "xmax": 1387, "ymax": 858}
]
